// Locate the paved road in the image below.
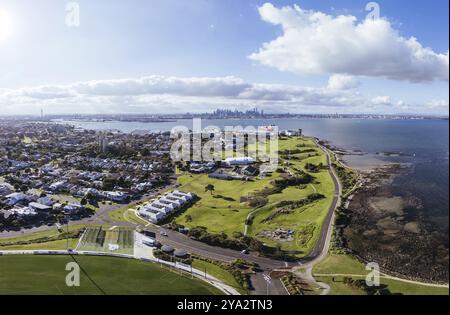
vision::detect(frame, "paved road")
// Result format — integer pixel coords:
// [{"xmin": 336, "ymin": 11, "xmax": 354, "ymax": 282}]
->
[
  {"xmin": 297, "ymin": 140, "xmax": 342, "ymax": 267},
  {"xmin": 0, "ymin": 184, "xmax": 177, "ymax": 238},
  {"xmin": 0, "ymin": 143, "xmax": 341, "ymax": 295}
]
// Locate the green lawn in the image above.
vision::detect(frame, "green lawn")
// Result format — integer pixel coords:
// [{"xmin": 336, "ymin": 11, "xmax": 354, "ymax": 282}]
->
[
  {"xmin": 0, "ymin": 255, "xmax": 222, "ymax": 295},
  {"xmin": 193, "ymin": 259, "xmax": 246, "ymax": 294},
  {"xmin": 314, "ymin": 254, "xmax": 449, "ymax": 295},
  {"xmin": 0, "ymin": 225, "xmax": 82, "ymax": 245},
  {"xmin": 0, "ymin": 239, "xmax": 79, "ymax": 251},
  {"xmin": 175, "ymin": 137, "xmax": 335, "ymax": 257},
  {"xmin": 0, "ymin": 224, "xmax": 106, "ymax": 251},
  {"xmin": 175, "ymin": 172, "xmax": 278, "ymax": 236},
  {"xmin": 109, "ymin": 206, "xmax": 149, "ymax": 225}
]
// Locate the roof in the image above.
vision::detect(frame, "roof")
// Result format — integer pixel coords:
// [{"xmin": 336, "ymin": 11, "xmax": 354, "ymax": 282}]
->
[
  {"xmin": 225, "ymin": 157, "xmax": 255, "ymax": 163},
  {"xmin": 161, "ymin": 245, "xmax": 175, "ymax": 253},
  {"xmin": 29, "ymin": 202, "xmax": 52, "ymax": 211},
  {"xmin": 6, "ymin": 192, "xmax": 27, "ymax": 199},
  {"xmin": 174, "ymin": 249, "xmax": 188, "ymax": 257}
]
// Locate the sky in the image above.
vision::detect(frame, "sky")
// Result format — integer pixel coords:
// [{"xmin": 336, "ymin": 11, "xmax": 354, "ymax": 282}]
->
[{"xmin": 0, "ymin": 0, "xmax": 448, "ymax": 115}]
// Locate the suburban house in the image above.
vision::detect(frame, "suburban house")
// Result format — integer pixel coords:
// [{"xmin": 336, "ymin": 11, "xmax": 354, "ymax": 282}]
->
[
  {"xmin": 28, "ymin": 202, "xmax": 53, "ymax": 212},
  {"xmin": 5, "ymin": 192, "xmax": 29, "ymax": 206},
  {"xmin": 37, "ymin": 196, "xmax": 54, "ymax": 206},
  {"xmin": 105, "ymin": 191, "xmax": 128, "ymax": 202},
  {"xmin": 10, "ymin": 206, "xmax": 38, "ymax": 217},
  {"xmin": 63, "ymin": 203, "xmax": 83, "ymax": 215},
  {"xmin": 0, "ymin": 183, "xmax": 13, "ymax": 197},
  {"xmin": 139, "ymin": 207, "xmax": 165, "ymax": 223},
  {"xmin": 190, "ymin": 162, "xmax": 216, "ymax": 173},
  {"xmin": 49, "ymin": 180, "xmax": 68, "ymax": 192}
]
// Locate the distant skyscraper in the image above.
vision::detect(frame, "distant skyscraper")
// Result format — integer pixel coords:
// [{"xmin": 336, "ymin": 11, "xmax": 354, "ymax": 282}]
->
[{"xmin": 98, "ymin": 134, "xmax": 107, "ymax": 153}]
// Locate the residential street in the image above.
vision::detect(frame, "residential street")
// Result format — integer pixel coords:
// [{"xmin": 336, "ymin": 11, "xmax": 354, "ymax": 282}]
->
[{"xmin": 0, "ymin": 143, "xmax": 341, "ymax": 295}]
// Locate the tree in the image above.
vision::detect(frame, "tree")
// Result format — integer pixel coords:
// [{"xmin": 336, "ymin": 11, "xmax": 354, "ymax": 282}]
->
[
  {"xmin": 205, "ymin": 184, "xmax": 215, "ymax": 195},
  {"xmin": 20, "ymin": 184, "xmax": 29, "ymax": 193}
]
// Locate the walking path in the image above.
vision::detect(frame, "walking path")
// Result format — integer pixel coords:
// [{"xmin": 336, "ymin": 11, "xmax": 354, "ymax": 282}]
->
[{"xmin": 314, "ymin": 273, "xmax": 449, "ymax": 289}]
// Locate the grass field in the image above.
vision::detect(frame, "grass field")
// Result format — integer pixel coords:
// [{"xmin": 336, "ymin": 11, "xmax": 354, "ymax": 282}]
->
[
  {"xmin": 0, "ymin": 239, "xmax": 79, "ymax": 251},
  {"xmin": 0, "ymin": 255, "xmax": 222, "ymax": 295},
  {"xmin": 175, "ymin": 136, "xmax": 335, "ymax": 257},
  {"xmin": 192, "ymin": 259, "xmax": 246, "ymax": 294},
  {"xmin": 0, "ymin": 224, "xmax": 89, "ymax": 251},
  {"xmin": 248, "ymin": 137, "xmax": 334, "ymax": 255},
  {"xmin": 109, "ymin": 205, "xmax": 149, "ymax": 225},
  {"xmin": 313, "ymin": 254, "xmax": 449, "ymax": 295}
]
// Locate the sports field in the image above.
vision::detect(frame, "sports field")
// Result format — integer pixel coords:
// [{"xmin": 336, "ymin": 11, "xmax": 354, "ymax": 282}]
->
[
  {"xmin": 0, "ymin": 255, "xmax": 222, "ymax": 295},
  {"xmin": 175, "ymin": 136, "xmax": 335, "ymax": 257}
]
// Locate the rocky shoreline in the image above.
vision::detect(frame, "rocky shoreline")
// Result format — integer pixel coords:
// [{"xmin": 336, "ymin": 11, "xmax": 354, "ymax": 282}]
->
[{"xmin": 342, "ymin": 164, "xmax": 449, "ymax": 283}]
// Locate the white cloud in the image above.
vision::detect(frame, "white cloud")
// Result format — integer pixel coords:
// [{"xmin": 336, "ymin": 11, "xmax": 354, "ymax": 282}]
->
[
  {"xmin": 371, "ymin": 95, "xmax": 392, "ymax": 105},
  {"xmin": 72, "ymin": 76, "xmax": 251, "ymax": 97},
  {"xmin": 328, "ymin": 74, "xmax": 360, "ymax": 90},
  {"xmin": 0, "ymin": 74, "xmax": 444, "ymax": 115},
  {"xmin": 426, "ymin": 99, "xmax": 449, "ymax": 108},
  {"xmin": 249, "ymin": 3, "xmax": 449, "ymax": 82}
]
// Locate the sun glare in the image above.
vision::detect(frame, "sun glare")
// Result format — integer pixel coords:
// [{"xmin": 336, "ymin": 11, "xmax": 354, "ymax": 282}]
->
[{"xmin": 0, "ymin": 9, "xmax": 13, "ymax": 42}]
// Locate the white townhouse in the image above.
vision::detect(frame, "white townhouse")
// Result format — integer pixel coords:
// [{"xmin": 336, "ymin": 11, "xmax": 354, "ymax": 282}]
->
[
  {"xmin": 137, "ymin": 190, "xmax": 195, "ymax": 224},
  {"xmin": 139, "ymin": 207, "xmax": 165, "ymax": 223}
]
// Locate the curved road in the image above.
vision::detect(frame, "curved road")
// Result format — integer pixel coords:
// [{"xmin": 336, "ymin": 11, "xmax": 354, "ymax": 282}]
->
[{"xmin": 0, "ymin": 141, "xmax": 341, "ymax": 294}]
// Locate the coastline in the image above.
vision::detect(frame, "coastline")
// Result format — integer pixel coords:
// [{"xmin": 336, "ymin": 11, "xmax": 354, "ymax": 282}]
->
[{"xmin": 324, "ymin": 143, "xmax": 449, "ymax": 284}]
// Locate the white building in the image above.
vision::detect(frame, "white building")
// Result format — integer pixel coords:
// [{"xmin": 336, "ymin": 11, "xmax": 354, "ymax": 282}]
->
[
  {"xmin": 64, "ymin": 203, "xmax": 83, "ymax": 215},
  {"xmin": 29, "ymin": 202, "xmax": 52, "ymax": 212},
  {"xmin": 138, "ymin": 190, "xmax": 195, "ymax": 224},
  {"xmin": 105, "ymin": 191, "xmax": 128, "ymax": 202},
  {"xmin": 49, "ymin": 181, "xmax": 67, "ymax": 192},
  {"xmin": 224, "ymin": 157, "xmax": 255, "ymax": 166},
  {"xmin": 10, "ymin": 207, "xmax": 37, "ymax": 217},
  {"xmin": 139, "ymin": 207, "xmax": 165, "ymax": 223}
]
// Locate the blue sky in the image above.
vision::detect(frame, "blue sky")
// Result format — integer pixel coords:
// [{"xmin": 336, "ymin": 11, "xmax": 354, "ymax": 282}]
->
[{"xmin": 0, "ymin": 0, "xmax": 448, "ymax": 115}]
